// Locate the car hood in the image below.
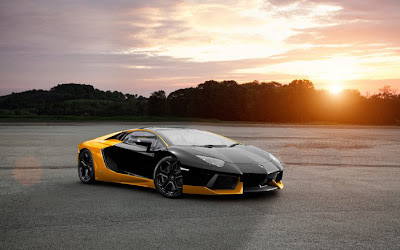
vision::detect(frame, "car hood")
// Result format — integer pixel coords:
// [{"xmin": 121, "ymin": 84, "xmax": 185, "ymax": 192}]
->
[{"xmin": 168, "ymin": 145, "xmax": 283, "ymax": 175}]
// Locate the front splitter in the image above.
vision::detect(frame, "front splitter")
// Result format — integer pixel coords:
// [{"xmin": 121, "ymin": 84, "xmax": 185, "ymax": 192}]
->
[{"xmin": 244, "ymin": 185, "xmax": 278, "ymax": 192}]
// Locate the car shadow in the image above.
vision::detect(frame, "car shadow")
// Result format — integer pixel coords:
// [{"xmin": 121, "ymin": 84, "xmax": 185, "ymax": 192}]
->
[
  {"xmin": 183, "ymin": 190, "xmax": 280, "ymax": 201},
  {"xmin": 80, "ymin": 180, "xmax": 280, "ymax": 201},
  {"xmin": 84, "ymin": 180, "xmax": 157, "ymax": 194}
]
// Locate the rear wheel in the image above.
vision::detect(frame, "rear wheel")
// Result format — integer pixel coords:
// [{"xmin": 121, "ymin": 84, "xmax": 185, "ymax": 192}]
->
[
  {"xmin": 154, "ymin": 156, "xmax": 183, "ymax": 198},
  {"xmin": 78, "ymin": 149, "xmax": 95, "ymax": 184}
]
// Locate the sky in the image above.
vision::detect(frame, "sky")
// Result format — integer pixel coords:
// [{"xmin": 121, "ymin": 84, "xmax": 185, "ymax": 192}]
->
[{"xmin": 0, "ymin": 0, "xmax": 399, "ymax": 96}]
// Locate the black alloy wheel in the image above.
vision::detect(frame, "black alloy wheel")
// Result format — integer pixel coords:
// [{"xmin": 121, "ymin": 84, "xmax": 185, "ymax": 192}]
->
[
  {"xmin": 154, "ymin": 156, "xmax": 183, "ymax": 198},
  {"xmin": 78, "ymin": 149, "xmax": 95, "ymax": 184}
]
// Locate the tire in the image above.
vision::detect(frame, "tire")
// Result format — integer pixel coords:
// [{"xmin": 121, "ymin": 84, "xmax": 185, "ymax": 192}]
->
[
  {"xmin": 153, "ymin": 156, "xmax": 183, "ymax": 198},
  {"xmin": 78, "ymin": 149, "xmax": 95, "ymax": 184}
]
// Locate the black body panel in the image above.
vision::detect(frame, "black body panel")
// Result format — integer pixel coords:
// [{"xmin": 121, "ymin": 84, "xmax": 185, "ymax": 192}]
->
[
  {"xmin": 168, "ymin": 145, "xmax": 282, "ymax": 174},
  {"xmin": 102, "ymin": 131, "xmax": 284, "ymax": 190},
  {"xmin": 103, "ymin": 143, "xmax": 157, "ymax": 179}
]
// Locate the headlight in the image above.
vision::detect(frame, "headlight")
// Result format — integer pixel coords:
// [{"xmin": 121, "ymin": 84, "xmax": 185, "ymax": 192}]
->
[
  {"xmin": 269, "ymin": 153, "xmax": 281, "ymax": 164},
  {"xmin": 196, "ymin": 155, "xmax": 225, "ymax": 167}
]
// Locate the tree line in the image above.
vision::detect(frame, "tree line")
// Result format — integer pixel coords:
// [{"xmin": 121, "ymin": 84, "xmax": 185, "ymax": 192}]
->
[{"xmin": 0, "ymin": 80, "xmax": 399, "ymax": 125}]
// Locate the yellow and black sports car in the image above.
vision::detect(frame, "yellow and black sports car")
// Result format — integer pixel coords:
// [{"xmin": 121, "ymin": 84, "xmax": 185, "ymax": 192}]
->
[{"xmin": 78, "ymin": 127, "xmax": 284, "ymax": 198}]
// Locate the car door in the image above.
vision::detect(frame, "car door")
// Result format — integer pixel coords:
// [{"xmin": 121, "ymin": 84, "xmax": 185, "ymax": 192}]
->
[{"xmin": 112, "ymin": 131, "xmax": 159, "ymax": 178}]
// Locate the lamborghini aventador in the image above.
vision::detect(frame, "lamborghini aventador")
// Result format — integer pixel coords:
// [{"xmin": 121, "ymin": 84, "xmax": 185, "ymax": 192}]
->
[{"xmin": 78, "ymin": 127, "xmax": 284, "ymax": 198}]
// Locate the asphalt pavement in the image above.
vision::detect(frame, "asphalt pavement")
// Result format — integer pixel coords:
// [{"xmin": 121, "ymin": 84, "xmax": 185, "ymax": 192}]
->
[{"xmin": 1, "ymin": 122, "xmax": 399, "ymax": 249}]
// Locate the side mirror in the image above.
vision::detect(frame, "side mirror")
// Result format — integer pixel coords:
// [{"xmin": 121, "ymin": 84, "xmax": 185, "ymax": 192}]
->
[{"xmin": 135, "ymin": 139, "xmax": 153, "ymax": 151}]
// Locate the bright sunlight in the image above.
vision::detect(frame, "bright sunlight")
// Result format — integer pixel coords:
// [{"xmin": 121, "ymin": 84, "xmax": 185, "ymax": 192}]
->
[{"xmin": 329, "ymin": 85, "xmax": 343, "ymax": 95}]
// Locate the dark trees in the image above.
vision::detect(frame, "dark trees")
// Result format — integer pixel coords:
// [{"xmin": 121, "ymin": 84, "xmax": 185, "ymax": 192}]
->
[
  {"xmin": 148, "ymin": 90, "xmax": 167, "ymax": 116},
  {"xmin": 1, "ymin": 81, "xmax": 399, "ymax": 125}
]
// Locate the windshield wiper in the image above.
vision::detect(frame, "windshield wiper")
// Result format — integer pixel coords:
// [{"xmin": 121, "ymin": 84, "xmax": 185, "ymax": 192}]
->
[{"xmin": 229, "ymin": 143, "xmax": 240, "ymax": 147}]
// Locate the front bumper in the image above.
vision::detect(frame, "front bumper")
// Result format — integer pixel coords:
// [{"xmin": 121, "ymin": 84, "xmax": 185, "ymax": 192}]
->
[
  {"xmin": 242, "ymin": 171, "xmax": 284, "ymax": 193},
  {"xmin": 243, "ymin": 180, "xmax": 284, "ymax": 192},
  {"xmin": 181, "ymin": 164, "xmax": 284, "ymax": 195}
]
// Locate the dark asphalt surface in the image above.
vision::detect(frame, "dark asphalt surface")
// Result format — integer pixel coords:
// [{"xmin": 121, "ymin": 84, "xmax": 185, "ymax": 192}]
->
[{"xmin": 1, "ymin": 123, "xmax": 399, "ymax": 249}]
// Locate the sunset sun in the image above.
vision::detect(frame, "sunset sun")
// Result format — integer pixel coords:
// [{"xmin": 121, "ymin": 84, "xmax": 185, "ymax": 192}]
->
[{"xmin": 329, "ymin": 85, "xmax": 343, "ymax": 95}]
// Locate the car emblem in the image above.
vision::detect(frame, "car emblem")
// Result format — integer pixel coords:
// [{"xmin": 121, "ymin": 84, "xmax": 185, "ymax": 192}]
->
[{"xmin": 258, "ymin": 164, "xmax": 264, "ymax": 168}]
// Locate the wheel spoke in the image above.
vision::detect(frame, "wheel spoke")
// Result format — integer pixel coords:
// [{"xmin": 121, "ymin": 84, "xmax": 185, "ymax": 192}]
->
[
  {"xmin": 174, "ymin": 180, "xmax": 182, "ymax": 188},
  {"xmin": 157, "ymin": 174, "xmax": 168, "ymax": 186},
  {"xmin": 160, "ymin": 162, "xmax": 171, "ymax": 174},
  {"xmin": 166, "ymin": 164, "xmax": 172, "ymax": 174},
  {"xmin": 162, "ymin": 180, "xmax": 170, "ymax": 189},
  {"xmin": 171, "ymin": 162, "xmax": 181, "ymax": 174},
  {"xmin": 170, "ymin": 181, "xmax": 176, "ymax": 191},
  {"xmin": 158, "ymin": 173, "xmax": 168, "ymax": 179}
]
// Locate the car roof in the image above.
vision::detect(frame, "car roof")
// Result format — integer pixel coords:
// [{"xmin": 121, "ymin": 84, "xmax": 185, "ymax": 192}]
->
[{"xmin": 136, "ymin": 127, "xmax": 197, "ymax": 132}]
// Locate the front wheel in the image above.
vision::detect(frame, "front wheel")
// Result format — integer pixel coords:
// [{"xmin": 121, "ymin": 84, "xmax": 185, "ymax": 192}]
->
[
  {"xmin": 153, "ymin": 156, "xmax": 183, "ymax": 198},
  {"xmin": 78, "ymin": 149, "xmax": 95, "ymax": 184}
]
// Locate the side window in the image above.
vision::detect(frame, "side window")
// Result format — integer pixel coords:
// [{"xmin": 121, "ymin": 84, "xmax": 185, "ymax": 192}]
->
[
  {"xmin": 153, "ymin": 139, "xmax": 165, "ymax": 150},
  {"xmin": 123, "ymin": 131, "xmax": 160, "ymax": 149}
]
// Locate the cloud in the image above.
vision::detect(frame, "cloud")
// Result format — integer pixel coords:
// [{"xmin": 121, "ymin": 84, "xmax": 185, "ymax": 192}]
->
[{"xmin": 0, "ymin": 0, "xmax": 399, "ymax": 96}]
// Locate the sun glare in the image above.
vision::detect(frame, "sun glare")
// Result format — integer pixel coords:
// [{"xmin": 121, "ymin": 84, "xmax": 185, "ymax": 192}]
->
[{"xmin": 329, "ymin": 85, "xmax": 343, "ymax": 95}]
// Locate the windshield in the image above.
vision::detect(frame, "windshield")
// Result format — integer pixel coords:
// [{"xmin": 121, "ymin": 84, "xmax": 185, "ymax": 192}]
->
[{"xmin": 157, "ymin": 129, "xmax": 236, "ymax": 147}]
